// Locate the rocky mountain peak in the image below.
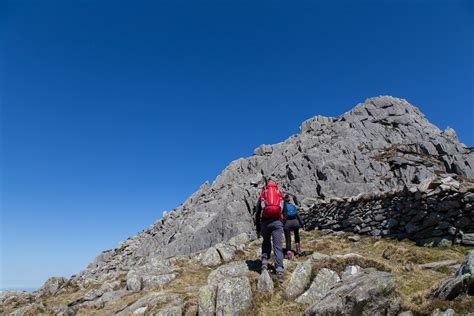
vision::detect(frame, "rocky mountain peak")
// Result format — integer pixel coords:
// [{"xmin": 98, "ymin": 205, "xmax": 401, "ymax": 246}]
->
[{"xmin": 69, "ymin": 97, "xmax": 473, "ymax": 283}]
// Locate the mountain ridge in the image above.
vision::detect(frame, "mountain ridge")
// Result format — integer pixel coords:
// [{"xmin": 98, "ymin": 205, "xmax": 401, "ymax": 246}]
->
[{"xmin": 75, "ymin": 95, "xmax": 474, "ymax": 284}]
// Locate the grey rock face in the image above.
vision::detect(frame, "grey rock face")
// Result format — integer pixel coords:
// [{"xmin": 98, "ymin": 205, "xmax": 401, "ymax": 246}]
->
[
  {"xmin": 285, "ymin": 259, "xmax": 313, "ymax": 299},
  {"xmin": 257, "ymin": 269, "xmax": 274, "ymax": 294},
  {"xmin": 297, "ymin": 268, "xmax": 340, "ymax": 305},
  {"xmin": 75, "ymin": 96, "xmax": 474, "ymax": 282},
  {"xmin": 304, "ymin": 269, "xmax": 400, "ymax": 315},
  {"xmin": 215, "ymin": 277, "xmax": 253, "ymax": 316}
]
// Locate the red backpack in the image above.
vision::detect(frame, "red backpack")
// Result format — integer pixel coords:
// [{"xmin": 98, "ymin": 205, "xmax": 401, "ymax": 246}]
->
[{"xmin": 260, "ymin": 181, "xmax": 283, "ymax": 219}]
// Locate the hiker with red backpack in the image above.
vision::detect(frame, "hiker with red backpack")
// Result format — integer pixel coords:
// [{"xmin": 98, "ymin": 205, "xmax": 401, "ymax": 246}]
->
[
  {"xmin": 283, "ymin": 194, "xmax": 304, "ymax": 259},
  {"xmin": 255, "ymin": 180, "xmax": 285, "ymax": 283}
]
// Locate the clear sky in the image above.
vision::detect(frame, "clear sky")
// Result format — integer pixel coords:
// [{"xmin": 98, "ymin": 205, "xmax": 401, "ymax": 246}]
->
[{"xmin": 1, "ymin": 0, "xmax": 473, "ymax": 289}]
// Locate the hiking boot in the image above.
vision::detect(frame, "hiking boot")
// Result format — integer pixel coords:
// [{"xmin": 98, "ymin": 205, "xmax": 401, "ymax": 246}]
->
[
  {"xmin": 295, "ymin": 243, "xmax": 301, "ymax": 256},
  {"xmin": 286, "ymin": 250, "xmax": 293, "ymax": 260},
  {"xmin": 261, "ymin": 262, "xmax": 268, "ymax": 271},
  {"xmin": 277, "ymin": 271, "xmax": 285, "ymax": 283}
]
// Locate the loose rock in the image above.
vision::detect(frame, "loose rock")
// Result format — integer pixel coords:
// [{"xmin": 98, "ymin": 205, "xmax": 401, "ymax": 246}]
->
[
  {"xmin": 285, "ymin": 259, "xmax": 313, "ymax": 299},
  {"xmin": 297, "ymin": 268, "xmax": 340, "ymax": 305},
  {"xmin": 257, "ymin": 269, "xmax": 274, "ymax": 294},
  {"xmin": 216, "ymin": 277, "xmax": 252, "ymax": 315}
]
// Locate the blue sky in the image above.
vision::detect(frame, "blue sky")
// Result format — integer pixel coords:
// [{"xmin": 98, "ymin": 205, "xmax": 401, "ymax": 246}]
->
[{"xmin": 1, "ymin": 0, "xmax": 473, "ymax": 289}]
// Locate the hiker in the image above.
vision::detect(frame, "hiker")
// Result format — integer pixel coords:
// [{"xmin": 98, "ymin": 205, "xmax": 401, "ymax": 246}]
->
[
  {"xmin": 283, "ymin": 194, "xmax": 304, "ymax": 259},
  {"xmin": 255, "ymin": 180, "xmax": 285, "ymax": 283}
]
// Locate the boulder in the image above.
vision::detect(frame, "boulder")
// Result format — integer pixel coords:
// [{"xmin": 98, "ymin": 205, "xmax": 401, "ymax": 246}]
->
[
  {"xmin": 257, "ymin": 269, "xmax": 274, "ymax": 294},
  {"xmin": 304, "ymin": 269, "xmax": 400, "ymax": 315},
  {"xmin": 216, "ymin": 277, "xmax": 252, "ymax": 315},
  {"xmin": 228, "ymin": 233, "xmax": 250, "ymax": 248},
  {"xmin": 201, "ymin": 247, "xmax": 222, "ymax": 267},
  {"xmin": 431, "ymin": 274, "xmax": 471, "ymax": 300},
  {"xmin": 285, "ymin": 259, "xmax": 313, "ymax": 299},
  {"xmin": 431, "ymin": 250, "xmax": 474, "ymax": 300},
  {"xmin": 207, "ymin": 261, "xmax": 254, "ymax": 285},
  {"xmin": 297, "ymin": 268, "xmax": 340, "ymax": 305},
  {"xmin": 215, "ymin": 243, "xmax": 236, "ymax": 262},
  {"xmin": 126, "ymin": 272, "xmax": 142, "ymax": 292}
]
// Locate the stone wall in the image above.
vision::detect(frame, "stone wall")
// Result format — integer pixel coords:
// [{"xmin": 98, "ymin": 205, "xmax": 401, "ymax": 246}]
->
[{"xmin": 301, "ymin": 176, "xmax": 474, "ymax": 246}]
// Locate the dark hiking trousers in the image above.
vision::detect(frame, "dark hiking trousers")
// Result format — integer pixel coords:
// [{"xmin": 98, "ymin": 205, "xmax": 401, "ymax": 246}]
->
[
  {"xmin": 261, "ymin": 219, "xmax": 284, "ymax": 272},
  {"xmin": 284, "ymin": 218, "xmax": 301, "ymax": 251}
]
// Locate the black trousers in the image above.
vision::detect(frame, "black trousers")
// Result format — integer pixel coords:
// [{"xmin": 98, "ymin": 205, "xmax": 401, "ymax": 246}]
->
[{"xmin": 284, "ymin": 218, "xmax": 301, "ymax": 251}]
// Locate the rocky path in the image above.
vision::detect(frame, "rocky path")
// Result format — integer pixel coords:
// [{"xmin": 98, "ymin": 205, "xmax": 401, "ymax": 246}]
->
[{"xmin": 2, "ymin": 231, "xmax": 473, "ymax": 315}]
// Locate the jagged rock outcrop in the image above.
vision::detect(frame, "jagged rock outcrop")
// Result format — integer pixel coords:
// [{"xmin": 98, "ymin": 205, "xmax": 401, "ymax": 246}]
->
[
  {"xmin": 75, "ymin": 96, "xmax": 473, "ymax": 284},
  {"xmin": 431, "ymin": 250, "xmax": 474, "ymax": 300}
]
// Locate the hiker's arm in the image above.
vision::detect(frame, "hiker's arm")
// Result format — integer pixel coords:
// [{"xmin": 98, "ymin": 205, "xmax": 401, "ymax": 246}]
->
[
  {"xmin": 282, "ymin": 202, "xmax": 288, "ymax": 223},
  {"xmin": 255, "ymin": 199, "xmax": 262, "ymax": 234},
  {"xmin": 296, "ymin": 213, "xmax": 305, "ymax": 229}
]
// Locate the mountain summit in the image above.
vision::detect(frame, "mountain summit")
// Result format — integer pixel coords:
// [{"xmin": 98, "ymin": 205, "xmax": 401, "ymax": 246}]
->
[{"xmin": 78, "ymin": 96, "xmax": 473, "ymax": 282}]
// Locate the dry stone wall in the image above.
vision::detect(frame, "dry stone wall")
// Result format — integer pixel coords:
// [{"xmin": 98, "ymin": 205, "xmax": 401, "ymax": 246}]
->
[{"xmin": 302, "ymin": 176, "xmax": 474, "ymax": 246}]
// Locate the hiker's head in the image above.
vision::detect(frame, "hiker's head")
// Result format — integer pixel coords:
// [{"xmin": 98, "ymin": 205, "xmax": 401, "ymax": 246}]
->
[{"xmin": 284, "ymin": 194, "xmax": 291, "ymax": 202}]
